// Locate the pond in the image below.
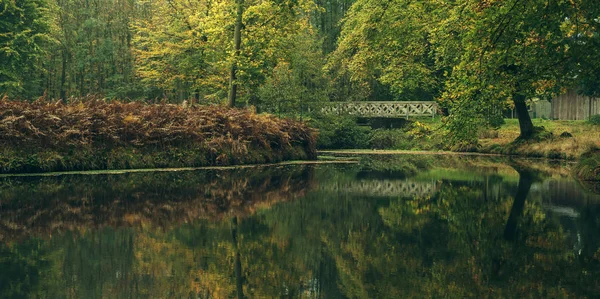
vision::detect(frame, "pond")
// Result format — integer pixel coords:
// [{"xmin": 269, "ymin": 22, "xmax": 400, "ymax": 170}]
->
[{"xmin": 1, "ymin": 154, "xmax": 599, "ymax": 298}]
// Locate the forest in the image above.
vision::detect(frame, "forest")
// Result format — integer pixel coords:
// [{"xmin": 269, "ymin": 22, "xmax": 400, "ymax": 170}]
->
[
  {"xmin": 1, "ymin": 0, "xmax": 353, "ymax": 105},
  {"xmin": 3, "ymin": 0, "xmax": 599, "ymax": 112},
  {"xmin": 2, "ymin": 0, "xmax": 600, "ymax": 164}
]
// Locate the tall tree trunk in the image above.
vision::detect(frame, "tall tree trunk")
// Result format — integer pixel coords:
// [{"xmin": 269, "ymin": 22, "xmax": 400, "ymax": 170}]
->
[
  {"xmin": 513, "ymin": 94, "xmax": 534, "ymax": 139},
  {"xmin": 228, "ymin": 0, "xmax": 244, "ymax": 108},
  {"xmin": 60, "ymin": 50, "xmax": 67, "ymax": 100}
]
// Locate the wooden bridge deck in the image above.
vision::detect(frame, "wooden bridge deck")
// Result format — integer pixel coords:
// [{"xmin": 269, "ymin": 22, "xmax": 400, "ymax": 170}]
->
[{"xmin": 319, "ymin": 101, "xmax": 438, "ymax": 118}]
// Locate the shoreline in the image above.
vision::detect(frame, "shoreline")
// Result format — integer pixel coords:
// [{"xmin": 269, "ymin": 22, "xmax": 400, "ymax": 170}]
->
[
  {"xmin": 319, "ymin": 149, "xmax": 580, "ymax": 162},
  {"xmin": 0, "ymin": 159, "xmax": 358, "ymax": 178}
]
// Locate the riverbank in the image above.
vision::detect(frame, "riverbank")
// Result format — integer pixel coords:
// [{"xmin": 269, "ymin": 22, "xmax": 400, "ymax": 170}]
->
[
  {"xmin": 408, "ymin": 118, "xmax": 600, "ymax": 159},
  {"xmin": 312, "ymin": 116, "xmax": 599, "ymax": 159},
  {"xmin": 447, "ymin": 118, "xmax": 600, "ymax": 181},
  {"xmin": 0, "ymin": 98, "xmax": 317, "ymax": 173},
  {"xmin": 476, "ymin": 119, "xmax": 600, "ymax": 160},
  {"xmin": 314, "ymin": 116, "xmax": 600, "ymax": 181}
]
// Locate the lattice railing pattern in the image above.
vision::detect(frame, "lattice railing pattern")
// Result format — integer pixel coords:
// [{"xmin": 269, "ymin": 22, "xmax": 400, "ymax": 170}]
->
[
  {"xmin": 319, "ymin": 101, "xmax": 438, "ymax": 118},
  {"xmin": 320, "ymin": 179, "xmax": 438, "ymax": 197}
]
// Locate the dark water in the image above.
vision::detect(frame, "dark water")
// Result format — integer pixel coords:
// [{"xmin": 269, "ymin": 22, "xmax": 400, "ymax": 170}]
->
[{"xmin": 1, "ymin": 155, "xmax": 599, "ymax": 298}]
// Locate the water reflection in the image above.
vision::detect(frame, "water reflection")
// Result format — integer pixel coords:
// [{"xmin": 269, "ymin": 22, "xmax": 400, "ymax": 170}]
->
[
  {"xmin": 0, "ymin": 165, "xmax": 315, "ymax": 241},
  {"xmin": 1, "ymin": 156, "xmax": 599, "ymax": 298}
]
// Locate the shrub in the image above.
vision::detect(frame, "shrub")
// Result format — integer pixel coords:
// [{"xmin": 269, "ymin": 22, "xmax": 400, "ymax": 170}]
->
[
  {"xmin": 547, "ymin": 149, "xmax": 566, "ymax": 160},
  {"xmin": 368, "ymin": 129, "xmax": 410, "ymax": 149},
  {"xmin": 0, "ymin": 97, "xmax": 318, "ymax": 173},
  {"xmin": 407, "ymin": 121, "xmax": 433, "ymax": 139},
  {"xmin": 574, "ymin": 147, "xmax": 600, "ymax": 181},
  {"xmin": 588, "ymin": 114, "xmax": 600, "ymax": 125},
  {"xmin": 309, "ymin": 114, "xmax": 370, "ymax": 149},
  {"xmin": 478, "ymin": 128, "xmax": 499, "ymax": 139}
]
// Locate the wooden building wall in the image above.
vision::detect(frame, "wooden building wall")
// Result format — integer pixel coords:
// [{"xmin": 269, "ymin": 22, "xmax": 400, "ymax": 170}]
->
[{"xmin": 551, "ymin": 89, "xmax": 600, "ymax": 120}]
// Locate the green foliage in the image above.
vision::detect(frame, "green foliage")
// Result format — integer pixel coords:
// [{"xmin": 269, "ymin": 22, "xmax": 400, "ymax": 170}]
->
[
  {"xmin": 327, "ymin": 0, "xmax": 440, "ymax": 102},
  {"xmin": 309, "ymin": 116, "xmax": 447, "ymax": 150},
  {"xmin": 0, "ymin": 0, "xmax": 53, "ymax": 97},
  {"xmin": 367, "ymin": 120, "xmax": 443, "ymax": 150},
  {"xmin": 131, "ymin": 0, "xmax": 326, "ymax": 103},
  {"xmin": 257, "ymin": 30, "xmax": 329, "ymax": 113},
  {"xmin": 309, "ymin": 114, "xmax": 370, "ymax": 149},
  {"xmin": 2, "ymin": 0, "xmax": 599, "ymax": 148},
  {"xmin": 0, "ymin": 239, "xmax": 50, "ymax": 298},
  {"xmin": 258, "ymin": 62, "xmax": 301, "ymax": 112},
  {"xmin": 589, "ymin": 115, "xmax": 600, "ymax": 125},
  {"xmin": 368, "ymin": 129, "xmax": 410, "ymax": 149},
  {"xmin": 329, "ymin": 0, "xmax": 600, "ymax": 142},
  {"xmin": 438, "ymin": 0, "xmax": 600, "ymax": 141},
  {"xmin": 574, "ymin": 147, "xmax": 600, "ymax": 181}
]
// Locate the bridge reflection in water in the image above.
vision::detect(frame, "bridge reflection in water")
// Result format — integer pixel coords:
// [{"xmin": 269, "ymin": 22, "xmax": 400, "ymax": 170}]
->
[{"xmin": 320, "ymin": 179, "xmax": 439, "ymax": 198}]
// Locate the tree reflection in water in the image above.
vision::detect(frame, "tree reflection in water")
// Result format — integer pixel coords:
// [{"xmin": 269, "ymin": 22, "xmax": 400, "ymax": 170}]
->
[{"xmin": 0, "ymin": 156, "xmax": 599, "ymax": 298}]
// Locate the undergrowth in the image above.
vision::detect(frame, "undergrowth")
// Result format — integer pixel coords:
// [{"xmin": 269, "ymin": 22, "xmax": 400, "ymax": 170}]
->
[
  {"xmin": 574, "ymin": 146, "xmax": 600, "ymax": 181},
  {"xmin": 0, "ymin": 97, "xmax": 317, "ymax": 173},
  {"xmin": 310, "ymin": 115, "xmax": 444, "ymax": 150}
]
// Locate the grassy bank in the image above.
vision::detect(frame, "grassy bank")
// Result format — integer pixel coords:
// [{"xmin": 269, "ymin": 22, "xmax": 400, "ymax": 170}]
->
[
  {"xmin": 476, "ymin": 119, "xmax": 600, "ymax": 159},
  {"xmin": 0, "ymin": 98, "xmax": 317, "ymax": 173},
  {"xmin": 312, "ymin": 115, "xmax": 600, "ymax": 181},
  {"xmin": 574, "ymin": 149, "xmax": 600, "ymax": 182},
  {"xmin": 474, "ymin": 119, "xmax": 600, "ymax": 182},
  {"xmin": 313, "ymin": 115, "xmax": 599, "ymax": 159}
]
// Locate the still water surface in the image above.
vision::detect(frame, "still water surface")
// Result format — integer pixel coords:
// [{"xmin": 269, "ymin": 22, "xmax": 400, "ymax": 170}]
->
[{"xmin": 1, "ymin": 155, "xmax": 599, "ymax": 298}]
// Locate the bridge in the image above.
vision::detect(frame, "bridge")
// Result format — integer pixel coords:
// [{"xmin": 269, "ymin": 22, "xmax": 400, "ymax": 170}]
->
[
  {"xmin": 320, "ymin": 179, "xmax": 438, "ymax": 198},
  {"xmin": 318, "ymin": 101, "xmax": 438, "ymax": 118}
]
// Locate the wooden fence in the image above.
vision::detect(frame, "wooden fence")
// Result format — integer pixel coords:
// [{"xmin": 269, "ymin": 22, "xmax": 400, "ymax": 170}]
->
[{"xmin": 551, "ymin": 90, "xmax": 600, "ymax": 120}]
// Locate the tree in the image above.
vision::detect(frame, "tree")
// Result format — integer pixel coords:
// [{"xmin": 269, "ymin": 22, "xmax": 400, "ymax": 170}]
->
[
  {"xmin": 0, "ymin": 0, "xmax": 52, "ymax": 97},
  {"xmin": 228, "ymin": 0, "xmax": 244, "ymax": 107},
  {"xmin": 133, "ymin": 0, "xmax": 322, "ymax": 105},
  {"xmin": 258, "ymin": 30, "xmax": 329, "ymax": 114},
  {"xmin": 438, "ymin": 0, "xmax": 600, "ymax": 141},
  {"xmin": 329, "ymin": 0, "xmax": 600, "ymax": 142},
  {"xmin": 313, "ymin": 0, "xmax": 355, "ymax": 54},
  {"xmin": 132, "ymin": 0, "xmax": 216, "ymax": 101},
  {"xmin": 327, "ymin": 0, "xmax": 443, "ymax": 102},
  {"xmin": 45, "ymin": 0, "xmax": 137, "ymax": 99}
]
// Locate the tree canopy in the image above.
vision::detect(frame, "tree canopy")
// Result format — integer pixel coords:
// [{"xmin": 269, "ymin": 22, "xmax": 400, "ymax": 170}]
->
[{"xmin": 1, "ymin": 0, "xmax": 600, "ymax": 141}]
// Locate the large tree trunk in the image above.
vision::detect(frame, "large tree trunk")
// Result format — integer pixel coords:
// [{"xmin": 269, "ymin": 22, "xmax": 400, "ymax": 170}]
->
[
  {"xmin": 228, "ymin": 0, "xmax": 244, "ymax": 108},
  {"xmin": 513, "ymin": 94, "xmax": 535, "ymax": 139}
]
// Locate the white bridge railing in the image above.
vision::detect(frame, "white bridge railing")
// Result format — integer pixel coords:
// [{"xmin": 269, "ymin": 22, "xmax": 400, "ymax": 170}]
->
[{"xmin": 319, "ymin": 101, "xmax": 438, "ymax": 118}]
